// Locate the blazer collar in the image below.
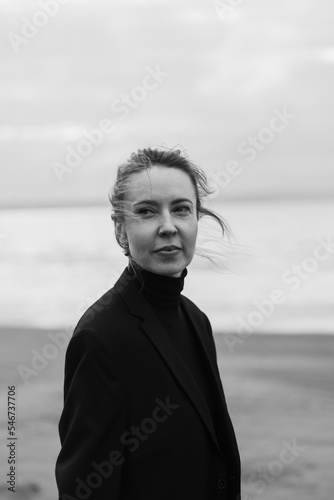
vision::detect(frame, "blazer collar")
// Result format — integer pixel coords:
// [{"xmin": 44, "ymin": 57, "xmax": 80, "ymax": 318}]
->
[{"xmin": 114, "ymin": 268, "xmax": 228, "ymax": 459}]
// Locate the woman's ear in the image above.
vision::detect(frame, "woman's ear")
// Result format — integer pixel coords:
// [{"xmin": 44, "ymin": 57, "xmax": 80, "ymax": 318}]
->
[{"xmin": 115, "ymin": 221, "xmax": 128, "ymax": 248}]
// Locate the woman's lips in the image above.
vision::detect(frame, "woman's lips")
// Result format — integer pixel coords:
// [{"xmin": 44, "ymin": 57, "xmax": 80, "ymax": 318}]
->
[
  {"xmin": 154, "ymin": 246, "xmax": 182, "ymax": 256},
  {"xmin": 157, "ymin": 248, "xmax": 181, "ymax": 256},
  {"xmin": 155, "ymin": 245, "xmax": 181, "ymax": 252}
]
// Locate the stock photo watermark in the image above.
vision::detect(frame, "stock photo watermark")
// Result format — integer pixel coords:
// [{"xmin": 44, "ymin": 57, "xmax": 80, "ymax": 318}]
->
[
  {"xmin": 60, "ymin": 396, "xmax": 179, "ymax": 500},
  {"xmin": 51, "ymin": 65, "xmax": 169, "ymax": 182},
  {"xmin": 208, "ymin": 106, "xmax": 296, "ymax": 200},
  {"xmin": 225, "ymin": 234, "xmax": 334, "ymax": 353},
  {"xmin": 7, "ymin": 0, "xmax": 72, "ymax": 54},
  {"xmin": 241, "ymin": 439, "xmax": 307, "ymax": 500},
  {"xmin": 17, "ymin": 271, "xmax": 133, "ymax": 385},
  {"xmin": 6, "ymin": 386, "xmax": 17, "ymax": 493},
  {"xmin": 17, "ymin": 330, "xmax": 71, "ymax": 385}
]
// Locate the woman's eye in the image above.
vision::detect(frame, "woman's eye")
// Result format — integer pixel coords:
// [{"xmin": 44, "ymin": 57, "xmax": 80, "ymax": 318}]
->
[
  {"xmin": 174, "ymin": 205, "xmax": 191, "ymax": 213},
  {"xmin": 136, "ymin": 206, "xmax": 191, "ymax": 216},
  {"xmin": 137, "ymin": 208, "xmax": 154, "ymax": 215}
]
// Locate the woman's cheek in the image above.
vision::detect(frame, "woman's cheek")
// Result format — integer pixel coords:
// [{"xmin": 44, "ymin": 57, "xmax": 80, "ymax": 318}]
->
[{"xmin": 133, "ymin": 231, "xmax": 149, "ymax": 255}]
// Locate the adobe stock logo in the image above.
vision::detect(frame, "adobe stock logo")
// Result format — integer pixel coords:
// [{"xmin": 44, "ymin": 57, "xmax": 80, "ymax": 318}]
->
[
  {"xmin": 237, "ymin": 107, "xmax": 296, "ymax": 162},
  {"xmin": 52, "ymin": 65, "xmax": 169, "ymax": 182},
  {"xmin": 207, "ymin": 106, "xmax": 296, "ymax": 201},
  {"xmin": 225, "ymin": 234, "xmax": 334, "ymax": 353},
  {"xmin": 16, "ymin": 271, "xmax": 131, "ymax": 385},
  {"xmin": 17, "ymin": 331, "xmax": 71, "ymax": 385},
  {"xmin": 61, "ymin": 397, "xmax": 179, "ymax": 500},
  {"xmin": 242, "ymin": 439, "xmax": 307, "ymax": 499},
  {"xmin": 7, "ymin": 0, "xmax": 72, "ymax": 54}
]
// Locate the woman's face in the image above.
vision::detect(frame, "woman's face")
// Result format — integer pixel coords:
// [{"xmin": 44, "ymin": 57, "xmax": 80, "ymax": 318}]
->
[{"xmin": 121, "ymin": 166, "xmax": 198, "ymax": 277}]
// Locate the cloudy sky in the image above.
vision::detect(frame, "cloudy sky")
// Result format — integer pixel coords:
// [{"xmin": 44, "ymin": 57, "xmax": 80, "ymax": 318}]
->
[{"xmin": 1, "ymin": 0, "xmax": 333, "ymax": 207}]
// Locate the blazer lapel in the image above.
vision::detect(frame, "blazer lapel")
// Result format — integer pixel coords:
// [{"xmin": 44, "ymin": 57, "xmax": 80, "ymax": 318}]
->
[
  {"xmin": 140, "ymin": 314, "xmax": 224, "ymax": 453},
  {"xmin": 114, "ymin": 269, "xmax": 225, "ymax": 458},
  {"xmin": 180, "ymin": 297, "xmax": 228, "ymax": 406},
  {"xmin": 180, "ymin": 298, "xmax": 239, "ymax": 457}
]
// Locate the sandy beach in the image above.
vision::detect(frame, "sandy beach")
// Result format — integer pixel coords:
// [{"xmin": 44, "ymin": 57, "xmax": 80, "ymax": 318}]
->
[{"xmin": 0, "ymin": 329, "xmax": 333, "ymax": 499}]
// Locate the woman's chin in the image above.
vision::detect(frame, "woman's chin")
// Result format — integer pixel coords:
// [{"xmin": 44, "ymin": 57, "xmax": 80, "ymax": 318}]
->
[{"xmin": 143, "ymin": 259, "xmax": 186, "ymax": 277}]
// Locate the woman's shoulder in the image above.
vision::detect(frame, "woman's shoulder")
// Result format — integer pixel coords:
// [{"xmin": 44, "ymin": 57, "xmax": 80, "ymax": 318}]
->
[
  {"xmin": 72, "ymin": 268, "xmax": 138, "ymax": 339},
  {"xmin": 180, "ymin": 293, "xmax": 205, "ymax": 315},
  {"xmin": 75, "ymin": 287, "xmax": 124, "ymax": 330}
]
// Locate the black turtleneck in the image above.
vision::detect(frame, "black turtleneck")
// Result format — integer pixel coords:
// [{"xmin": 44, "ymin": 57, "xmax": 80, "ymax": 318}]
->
[
  {"xmin": 130, "ymin": 265, "xmax": 217, "ymax": 422},
  {"xmin": 136, "ymin": 267, "xmax": 187, "ymax": 309}
]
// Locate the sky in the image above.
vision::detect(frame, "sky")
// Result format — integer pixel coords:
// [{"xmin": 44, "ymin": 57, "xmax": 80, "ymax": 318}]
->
[{"xmin": 1, "ymin": 0, "xmax": 334, "ymax": 208}]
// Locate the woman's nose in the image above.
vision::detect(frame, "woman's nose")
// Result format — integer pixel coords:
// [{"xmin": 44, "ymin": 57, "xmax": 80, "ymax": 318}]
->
[{"xmin": 158, "ymin": 214, "xmax": 177, "ymax": 235}]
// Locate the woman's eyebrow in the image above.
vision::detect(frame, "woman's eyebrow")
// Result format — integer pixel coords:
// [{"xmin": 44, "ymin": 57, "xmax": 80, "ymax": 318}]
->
[
  {"xmin": 133, "ymin": 199, "xmax": 158, "ymax": 207},
  {"xmin": 133, "ymin": 198, "xmax": 193, "ymax": 207},
  {"xmin": 172, "ymin": 198, "xmax": 194, "ymax": 205}
]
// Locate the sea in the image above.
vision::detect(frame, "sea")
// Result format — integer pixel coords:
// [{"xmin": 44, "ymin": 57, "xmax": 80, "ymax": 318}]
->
[{"xmin": 0, "ymin": 198, "xmax": 333, "ymax": 334}]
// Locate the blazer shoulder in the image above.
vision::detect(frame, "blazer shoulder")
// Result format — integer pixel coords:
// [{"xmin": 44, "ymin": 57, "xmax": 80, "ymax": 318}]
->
[
  {"xmin": 75, "ymin": 286, "xmax": 125, "ymax": 332},
  {"xmin": 181, "ymin": 294, "xmax": 209, "ymax": 320},
  {"xmin": 181, "ymin": 294, "xmax": 213, "ymax": 334},
  {"xmin": 72, "ymin": 268, "xmax": 143, "ymax": 347}
]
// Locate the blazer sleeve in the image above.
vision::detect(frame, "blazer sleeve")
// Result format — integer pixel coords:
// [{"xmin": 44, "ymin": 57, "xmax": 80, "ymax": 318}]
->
[{"xmin": 55, "ymin": 328, "xmax": 127, "ymax": 500}]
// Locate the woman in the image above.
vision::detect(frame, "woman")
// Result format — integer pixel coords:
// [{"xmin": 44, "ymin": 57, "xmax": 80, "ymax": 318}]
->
[{"xmin": 56, "ymin": 147, "xmax": 241, "ymax": 500}]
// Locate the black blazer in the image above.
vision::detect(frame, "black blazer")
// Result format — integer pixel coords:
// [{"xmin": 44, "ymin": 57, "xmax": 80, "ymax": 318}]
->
[{"xmin": 56, "ymin": 268, "xmax": 240, "ymax": 500}]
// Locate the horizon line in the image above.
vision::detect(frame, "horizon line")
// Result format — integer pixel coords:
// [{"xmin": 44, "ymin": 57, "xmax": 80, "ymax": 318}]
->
[{"xmin": 0, "ymin": 193, "xmax": 333, "ymax": 210}]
